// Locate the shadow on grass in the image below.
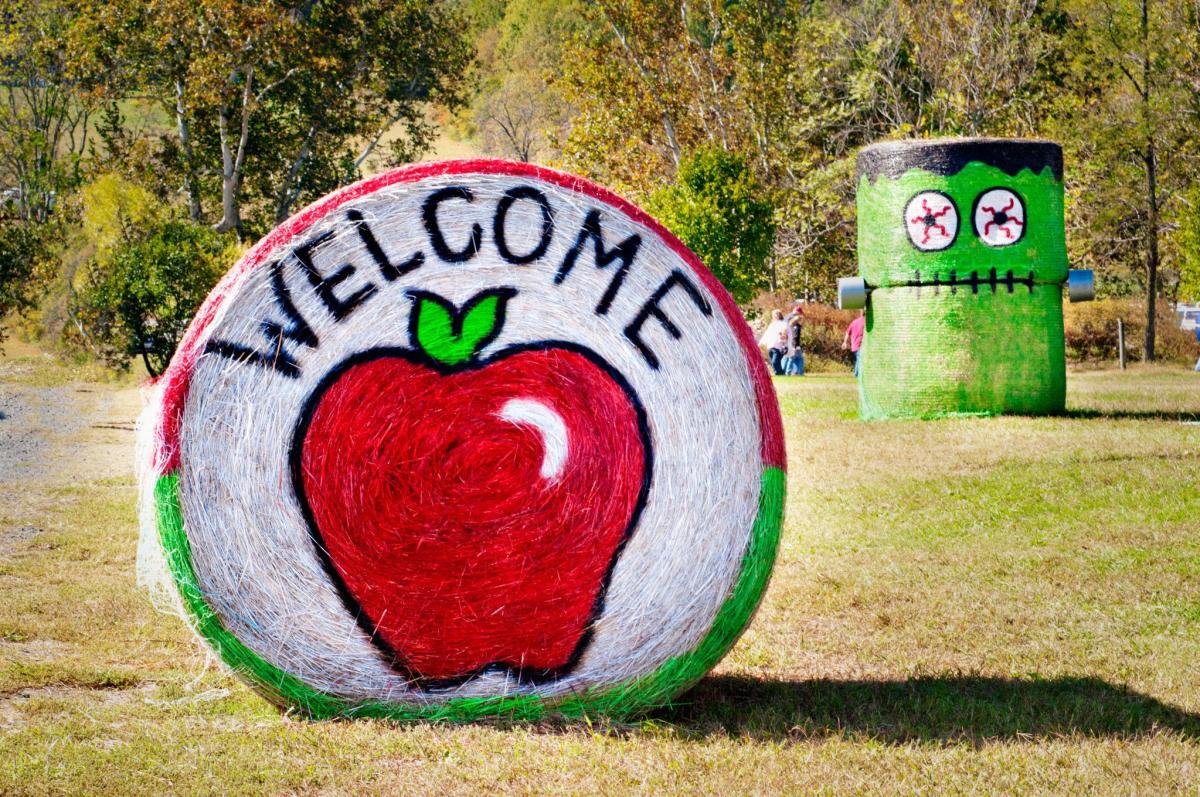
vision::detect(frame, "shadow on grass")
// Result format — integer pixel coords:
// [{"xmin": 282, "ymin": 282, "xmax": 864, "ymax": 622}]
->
[
  {"xmin": 1062, "ymin": 408, "xmax": 1200, "ymax": 422},
  {"xmin": 663, "ymin": 675, "xmax": 1200, "ymax": 743}
]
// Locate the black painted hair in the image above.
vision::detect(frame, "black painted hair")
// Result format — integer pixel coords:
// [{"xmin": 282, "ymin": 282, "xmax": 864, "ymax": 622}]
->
[{"xmin": 857, "ymin": 138, "xmax": 1063, "ymax": 183}]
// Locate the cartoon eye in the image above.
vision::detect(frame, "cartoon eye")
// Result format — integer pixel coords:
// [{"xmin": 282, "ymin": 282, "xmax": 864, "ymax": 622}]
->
[
  {"xmin": 904, "ymin": 192, "xmax": 958, "ymax": 251},
  {"xmin": 973, "ymin": 188, "xmax": 1025, "ymax": 247}
]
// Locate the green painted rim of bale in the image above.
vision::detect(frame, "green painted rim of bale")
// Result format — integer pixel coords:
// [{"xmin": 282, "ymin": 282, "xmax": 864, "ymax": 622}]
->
[{"xmin": 152, "ymin": 467, "xmax": 785, "ymax": 721}]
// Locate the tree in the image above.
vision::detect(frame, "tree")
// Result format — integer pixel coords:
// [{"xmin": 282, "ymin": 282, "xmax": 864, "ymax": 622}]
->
[
  {"xmin": 555, "ymin": 0, "xmax": 1072, "ymax": 301},
  {"xmin": 1060, "ymin": 0, "xmax": 1198, "ymax": 360},
  {"xmin": 71, "ymin": 220, "xmax": 235, "ymax": 375},
  {"xmin": 0, "ymin": 0, "xmax": 98, "ymax": 343},
  {"xmin": 263, "ymin": 1, "xmax": 475, "ymax": 223},
  {"xmin": 80, "ymin": 0, "xmax": 472, "ymax": 237},
  {"xmin": 0, "ymin": 222, "xmax": 57, "ymax": 347},
  {"xmin": 648, "ymin": 147, "xmax": 774, "ymax": 304},
  {"xmin": 1175, "ymin": 186, "xmax": 1200, "ymax": 303},
  {"xmin": 901, "ymin": 0, "xmax": 1059, "ymax": 136},
  {"xmin": 464, "ymin": 0, "xmax": 587, "ymax": 164},
  {"xmin": 0, "ymin": 0, "xmax": 96, "ymax": 223},
  {"xmin": 475, "ymin": 74, "xmax": 543, "ymax": 161}
]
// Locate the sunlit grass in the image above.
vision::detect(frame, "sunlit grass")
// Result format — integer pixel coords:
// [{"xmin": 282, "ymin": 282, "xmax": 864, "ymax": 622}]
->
[{"xmin": 2, "ymin": 355, "xmax": 1199, "ymax": 795}]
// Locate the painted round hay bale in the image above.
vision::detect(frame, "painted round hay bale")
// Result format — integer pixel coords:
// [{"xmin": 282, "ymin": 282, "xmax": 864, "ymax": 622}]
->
[
  {"xmin": 136, "ymin": 160, "xmax": 785, "ymax": 721},
  {"xmin": 853, "ymin": 138, "xmax": 1071, "ymax": 418}
]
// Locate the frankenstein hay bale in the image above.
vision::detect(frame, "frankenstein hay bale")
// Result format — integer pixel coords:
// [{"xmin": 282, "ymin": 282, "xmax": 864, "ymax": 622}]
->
[
  {"xmin": 845, "ymin": 138, "xmax": 1092, "ymax": 419},
  {"xmin": 136, "ymin": 160, "xmax": 786, "ymax": 721}
]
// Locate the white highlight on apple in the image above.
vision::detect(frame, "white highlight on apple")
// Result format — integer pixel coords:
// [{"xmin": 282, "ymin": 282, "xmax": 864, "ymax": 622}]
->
[{"xmin": 499, "ymin": 398, "xmax": 569, "ymax": 480}]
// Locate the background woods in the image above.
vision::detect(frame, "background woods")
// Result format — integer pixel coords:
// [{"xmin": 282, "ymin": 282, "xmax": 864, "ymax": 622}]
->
[{"xmin": 1, "ymin": 0, "xmax": 1199, "ymax": 366}]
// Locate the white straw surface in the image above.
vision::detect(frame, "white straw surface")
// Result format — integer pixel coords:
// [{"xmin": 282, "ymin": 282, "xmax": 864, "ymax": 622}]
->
[{"xmin": 138, "ymin": 168, "xmax": 768, "ymax": 707}]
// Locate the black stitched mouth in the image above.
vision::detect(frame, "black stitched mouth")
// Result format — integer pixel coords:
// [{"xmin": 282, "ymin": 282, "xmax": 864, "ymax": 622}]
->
[{"xmin": 879, "ymin": 268, "xmax": 1039, "ymax": 296}]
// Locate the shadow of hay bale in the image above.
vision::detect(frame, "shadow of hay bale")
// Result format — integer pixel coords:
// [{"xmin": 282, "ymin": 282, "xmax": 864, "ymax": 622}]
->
[
  {"xmin": 1060, "ymin": 408, "xmax": 1200, "ymax": 422},
  {"xmin": 663, "ymin": 674, "xmax": 1200, "ymax": 743}
]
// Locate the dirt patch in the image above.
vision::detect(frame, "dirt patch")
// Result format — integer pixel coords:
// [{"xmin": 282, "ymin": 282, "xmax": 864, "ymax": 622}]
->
[
  {"xmin": 0, "ymin": 360, "xmax": 142, "ymax": 486},
  {"xmin": 0, "ymin": 683, "xmax": 156, "ymax": 732},
  {"xmin": 0, "ymin": 524, "xmax": 43, "ymax": 560},
  {"xmin": 0, "ymin": 637, "xmax": 73, "ymax": 662},
  {"xmin": 2, "ymin": 525, "xmax": 41, "ymax": 543},
  {"xmin": 0, "ymin": 378, "xmax": 89, "ymax": 483}
]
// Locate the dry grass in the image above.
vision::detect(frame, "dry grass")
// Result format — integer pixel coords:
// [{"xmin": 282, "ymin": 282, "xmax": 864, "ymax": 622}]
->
[{"xmin": 2, "ymin": 352, "xmax": 1199, "ymax": 795}]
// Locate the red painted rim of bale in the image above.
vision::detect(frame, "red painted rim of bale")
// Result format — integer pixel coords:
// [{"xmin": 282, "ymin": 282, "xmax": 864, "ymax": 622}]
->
[{"xmin": 152, "ymin": 159, "xmax": 785, "ymax": 473}]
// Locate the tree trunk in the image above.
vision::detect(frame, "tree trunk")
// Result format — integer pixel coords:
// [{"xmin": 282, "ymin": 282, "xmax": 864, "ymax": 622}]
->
[
  {"xmin": 353, "ymin": 112, "xmax": 405, "ymax": 174},
  {"xmin": 214, "ymin": 106, "xmax": 241, "ymax": 234},
  {"xmin": 659, "ymin": 112, "xmax": 682, "ymax": 168},
  {"xmin": 1141, "ymin": 0, "xmax": 1157, "ymax": 362},
  {"xmin": 606, "ymin": 16, "xmax": 682, "ymax": 168},
  {"xmin": 1144, "ymin": 143, "xmax": 1159, "ymax": 361},
  {"xmin": 214, "ymin": 67, "xmax": 255, "ymax": 236},
  {"xmin": 274, "ymin": 122, "xmax": 319, "ymax": 224},
  {"xmin": 175, "ymin": 81, "xmax": 202, "ymax": 222},
  {"xmin": 141, "ymin": 345, "xmax": 159, "ymax": 378}
]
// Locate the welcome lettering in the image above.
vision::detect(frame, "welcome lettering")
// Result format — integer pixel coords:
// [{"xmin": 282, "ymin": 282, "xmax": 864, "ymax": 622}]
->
[{"xmin": 204, "ymin": 184, "xmax": 712, "ymax": 378}]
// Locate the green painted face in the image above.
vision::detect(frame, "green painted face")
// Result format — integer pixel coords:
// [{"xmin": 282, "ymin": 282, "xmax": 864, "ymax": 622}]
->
[
  {"xmin": 854, "ymin": 139, "xmax": 1069, "ymax": 419},
  {"xmin": 858, "ymin": 163, "xmax": 1067, "ymax": 286}
]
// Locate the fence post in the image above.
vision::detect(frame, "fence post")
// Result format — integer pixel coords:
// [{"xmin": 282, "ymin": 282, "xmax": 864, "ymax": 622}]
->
[{"xmin": 1117, "ymin": 318, "xmax": 1126, "ymax": 370}]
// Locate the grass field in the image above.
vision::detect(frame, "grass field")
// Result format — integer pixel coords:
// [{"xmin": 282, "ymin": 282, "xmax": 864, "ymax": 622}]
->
[{"xmin": 2, "ymin": 347, "xmax": 1199, "ymax": 795}]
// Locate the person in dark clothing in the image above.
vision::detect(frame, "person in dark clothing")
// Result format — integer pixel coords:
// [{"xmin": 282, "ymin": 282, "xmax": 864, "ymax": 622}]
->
[{"xmin": 782, "ymin": 303, "xmax": 804, "ymax": 376}]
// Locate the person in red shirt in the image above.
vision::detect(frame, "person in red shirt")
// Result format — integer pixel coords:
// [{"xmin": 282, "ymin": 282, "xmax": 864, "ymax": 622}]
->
[{"xmin": 842, "ymin": 311, "xmax": 866, "ymax": 378}]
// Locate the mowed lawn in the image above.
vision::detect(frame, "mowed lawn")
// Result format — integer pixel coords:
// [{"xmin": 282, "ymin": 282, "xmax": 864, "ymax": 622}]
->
[{"xmin": 2, "ymin": 350, "xmax": 1199, "ymax": 795}]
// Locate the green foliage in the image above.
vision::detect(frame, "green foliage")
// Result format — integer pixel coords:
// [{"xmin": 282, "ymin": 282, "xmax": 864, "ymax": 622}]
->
[
  {"xmin": 0, "ymin": 0, "xmax": 96, "ymax": 224},
  {"xmin": 76, "ymin": 0, "xmax": 473, "ymax": 237},
  {"xmin": 463, "ymin": 0, "xmax": 588, "ymax": 162},
  {"xmin": 1174, "ymin": 187, "xmax": 1200, "ymax": 303},
  {"xmin": 7, "ymin": 0, "xmax": 1200, "ymax": 370},
  {"xmin": 648, "ymin": 148, "xmax": 775, "ymax": 304},
  {"xmin": 0, "ymin": 221, "xmax": 58, "ymax": 346},
  {"xmin": 0, "ymin": 0, "xmax": 92, "ymax": 345},
  {"xmin": 1048, "ymin": 0, "xmax": 1200, "ymax": 358},
  {"xmin": 71, "ymin": 220, "xmax": 235, "ymax": 376},
  {"xmin": 78, "ymin": 173, "xmax": 163, "ymax": 270},
  {"xmin": 549, "ymin": 0, "xmax": 1200, "ymax": 317}
]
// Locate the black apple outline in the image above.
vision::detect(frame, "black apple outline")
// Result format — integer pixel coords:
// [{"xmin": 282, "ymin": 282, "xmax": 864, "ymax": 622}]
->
[{"xmin": 288, "ymin": 287, "xmax": 654, "ymax": 690}]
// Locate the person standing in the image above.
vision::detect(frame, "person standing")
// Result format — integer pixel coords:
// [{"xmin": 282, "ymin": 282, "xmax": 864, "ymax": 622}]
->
[
  {"xmin": 783, "ymin": 302, "xmax": 805, "ymax": 376},
  {"xmin": 758, "ymin": 309, "xmax": 788, "ymax": 376},
  {"xmin": 843, "ymin": 310, "xmax": 866, "ymax": 378}
]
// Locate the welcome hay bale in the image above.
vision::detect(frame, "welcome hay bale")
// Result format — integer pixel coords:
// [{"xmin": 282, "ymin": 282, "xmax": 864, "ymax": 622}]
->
[
  {"xmin": 839, "ymin": 138, "xmax": 1093, "ymax": 419},
  {"xmin": 136, "ymin": 160, "xmax": 786, "ymax": 720}
]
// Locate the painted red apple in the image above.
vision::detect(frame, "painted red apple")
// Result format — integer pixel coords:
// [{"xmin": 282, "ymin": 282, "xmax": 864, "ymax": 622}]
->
[{"xmin": 292, "ymin": 288, "xmax": 650, "ymax": 684}]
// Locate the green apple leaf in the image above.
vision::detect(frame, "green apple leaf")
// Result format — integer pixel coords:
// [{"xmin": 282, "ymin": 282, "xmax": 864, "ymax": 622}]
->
[{"xmin": 408, "ymin": 288, "xmax": 517, "ymax": 366}]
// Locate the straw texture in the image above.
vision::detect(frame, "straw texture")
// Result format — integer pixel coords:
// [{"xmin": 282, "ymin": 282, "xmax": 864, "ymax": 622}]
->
[
  {"xmin": 854, "ymin": 140, "xmax": 1069, "ymax": 419},
  {"xmin": 859, "ymin": 285, "xmax": 1066, "ymax": 419},
  {"xmin": 136, "ymin": 160, "xmax": 785, "ymax": 720}
]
